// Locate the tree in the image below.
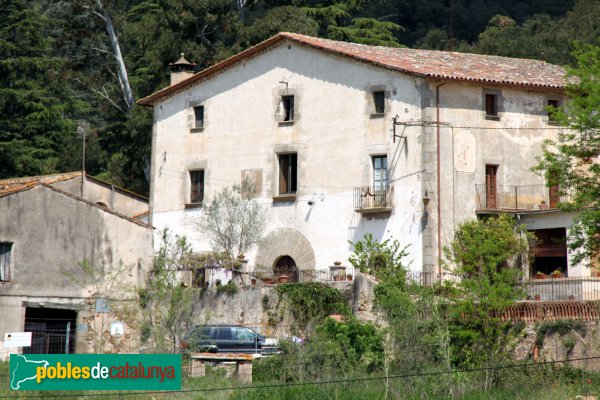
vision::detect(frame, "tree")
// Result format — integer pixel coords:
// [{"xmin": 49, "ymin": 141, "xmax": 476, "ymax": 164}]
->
[
  {"xmin": 444, "ymin": 214, "xmax": 529, "ymax": 387},
  {"xmin": 199, "ymin": 179, "xmax": 267, "ymax": 259},
  {"xmin": 138, "ymin": 229, "xmax": 197, "ymax": 353},
  {"xmin": 348, "ymin": 233, "xmax": 409, "ymax": 281},
  {"xmin": 0, "ymin": 1, "xmax": 83, "ymax": 178},
  {"xmin": 536, "ymin": 41, "xmax": 600, "ymax": 267}
]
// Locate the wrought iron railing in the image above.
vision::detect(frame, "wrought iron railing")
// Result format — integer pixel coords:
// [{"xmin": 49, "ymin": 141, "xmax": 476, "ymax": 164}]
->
[
  {"xmin": 475, "ymin": 183, "xmax": 569, "ymax": 211},
  {"xmin": 353, "ymin": 186, "xmax": 392, "ymax": 211}
]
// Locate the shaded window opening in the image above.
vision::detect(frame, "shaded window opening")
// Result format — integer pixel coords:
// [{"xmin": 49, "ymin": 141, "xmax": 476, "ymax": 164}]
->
[
  {"xmin": 0, "ymin": 242, "xmax": 12, "ymax": 282},
  {"xmin": 531, "ymin": 228, "xmax": 567, "ymax": 276},
  {"xmin": 547, "ymin": 99, "xmax": 559, "ymax": 122},
  {"xmin": 373, "ymin": 91, "xmax": 385, "ymax": 114},
  {"xmin": 485, "ymin": 94, "xmax": 497, "ymax": 116},
  {"xmin": 282, "ymin": 96, "xmax": 294, "ymax": 122},
  {"xmin": 278, "ymin": 153, "xmax": 297, "ymax": 194},
  {"xmin": 190, "ymin": 170, "xmax": 205, "ymax": 203},
  {"xmin": 193, "ymin": 106, "xmax": 204, "ymax": 129}
]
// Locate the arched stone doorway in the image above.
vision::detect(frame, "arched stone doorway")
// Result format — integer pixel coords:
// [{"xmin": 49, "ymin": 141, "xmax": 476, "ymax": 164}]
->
[
  {"xmin": 255, "ymin": 228, "xmax": 316, "ymax": 280},
  {"xmin": 273, "ymin": 255, "xmax": 299, "ymax": 282}
]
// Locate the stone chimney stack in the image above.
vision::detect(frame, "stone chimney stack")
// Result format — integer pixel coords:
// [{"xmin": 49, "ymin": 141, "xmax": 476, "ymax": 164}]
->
[{"xmin": 168, "ymin": 53, "xmax": 196, "ymax": 86}]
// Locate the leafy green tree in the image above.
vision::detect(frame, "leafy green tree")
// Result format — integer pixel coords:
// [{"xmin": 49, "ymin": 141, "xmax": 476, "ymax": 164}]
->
[
  {"xmin": 0, "ymin": 1, "xmax": 84, "ymax": 178},
  {"xmin": 445, "ymin": 214, "xmax": 528, "ymax": 386},
  {"xmin": 199, "ymin": 179, "xmax": 267, "ymax": 259},
  {"xmin": 348, "ymin": 233, "xmax": 409, "ymax": 282},
  {"xmin": 536, "ymin": 41, "xmax": 600, "ymax": 267},
  {"xmin": 139, "ymin": 229, "xmax": 197, "ymax": 353}
]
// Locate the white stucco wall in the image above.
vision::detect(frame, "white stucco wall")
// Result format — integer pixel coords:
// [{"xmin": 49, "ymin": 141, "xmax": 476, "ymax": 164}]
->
[
  {"xmin": 148, "ymin": 39, "xmax": 571, "ymax": 275},
  {"xmin": 150, "ymin": 41, "xmax": 426, "ymax": 271}
]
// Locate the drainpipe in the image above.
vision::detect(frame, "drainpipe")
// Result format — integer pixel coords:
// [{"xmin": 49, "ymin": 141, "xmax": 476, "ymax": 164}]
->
[{"xmin": 436, "ymin": 82, "xmax": 446, "ymax": 275}]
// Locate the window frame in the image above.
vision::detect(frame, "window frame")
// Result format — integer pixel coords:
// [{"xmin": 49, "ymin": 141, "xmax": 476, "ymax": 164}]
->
[
  {"xmin": 281, "ymin": 95, "xmax": 295, "ymax": 123},
  {"xmin": 0, "ymin": 242, "xmax": 12, "ymax": 282},
  {"xmin": 483, "ymin": 89, "xmax": 502, "ymax": 120},
  {"xmin": 193, "ymin": 105, "xmax": 204, "ymax": 129},
  {"xmin": 278, "ymin": 153, "xmax": 298, "ymax": 195},
  {"xmin": 547, "ymin": 98, "xmax": 561, "ymax": 124},
  {"xmin": 372, "ymin": 155, "xmax": 388, "ymax": 192},
  {"xmin": 372, "ymin": 91, "xmax": 386, "ymax": 115},
  {"xmin": 189, "ymin": 170, "xmax": 205, "ymax": 205}
]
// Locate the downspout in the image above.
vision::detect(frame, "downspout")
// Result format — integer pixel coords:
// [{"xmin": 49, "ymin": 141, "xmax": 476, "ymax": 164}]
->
[{"xmin": 436, "ymin": 82, "xmax": 446, "ymax": 275}]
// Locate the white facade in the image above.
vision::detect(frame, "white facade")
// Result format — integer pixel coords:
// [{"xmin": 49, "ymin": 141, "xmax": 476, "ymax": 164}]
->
[{"xmin": 144, "ymin": 34, "xmax": 577, "ymax": 278}]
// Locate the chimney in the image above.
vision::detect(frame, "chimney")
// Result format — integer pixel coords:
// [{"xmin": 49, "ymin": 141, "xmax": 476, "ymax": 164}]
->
[{"xmin": 168, "ymin": 53, "xmax": 196, "ymax": 86}]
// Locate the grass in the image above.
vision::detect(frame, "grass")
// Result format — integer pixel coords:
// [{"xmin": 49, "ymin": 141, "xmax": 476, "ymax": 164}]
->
[{"xmin": 2, "ymin": 359, "xmax": 600, "ymax": 399}]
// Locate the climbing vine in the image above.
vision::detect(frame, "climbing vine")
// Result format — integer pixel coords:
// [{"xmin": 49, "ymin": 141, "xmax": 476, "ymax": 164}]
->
[{"xmin": 275, "ymin": 282, "xmax": 350, "ymax": 328}]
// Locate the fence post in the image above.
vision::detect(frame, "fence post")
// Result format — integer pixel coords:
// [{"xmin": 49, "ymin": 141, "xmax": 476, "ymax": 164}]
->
[{"xmin": 65, "ymin": 322, "xmax": 71, "ymax": 354}]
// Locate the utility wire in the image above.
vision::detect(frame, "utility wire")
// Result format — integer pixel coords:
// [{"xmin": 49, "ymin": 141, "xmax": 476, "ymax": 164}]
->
[{"xmin": 2, "ymin": 355, "xmax": 600, "ymax": 399}]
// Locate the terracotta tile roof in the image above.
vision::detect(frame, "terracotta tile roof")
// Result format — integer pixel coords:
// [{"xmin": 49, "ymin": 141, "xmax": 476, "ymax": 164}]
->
[
  {"xmin": 138, "ymin": 32, "xmax": 567, "ymax": 106},
  {"xmin": 0, "ymin": 172, "xmax": 81, "ymax": 194}
]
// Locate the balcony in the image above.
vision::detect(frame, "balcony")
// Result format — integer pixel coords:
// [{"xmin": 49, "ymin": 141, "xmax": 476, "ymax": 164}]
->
[
  {"xmin": 353, "ymin": 186, "xmax": 392, "ymax": 214},
  {"xmin": 475, "ymin": 183, "xmax": 568, "ymax": 212}
]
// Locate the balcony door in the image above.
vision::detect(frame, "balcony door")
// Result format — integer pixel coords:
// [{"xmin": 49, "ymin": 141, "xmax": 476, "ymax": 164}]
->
[
  {"xmin": 372, "ymin": 155, "xmax": 388, "ymax": 206},
  {"xmin": 485, "ymin": 165, "xmax": 498, "ymax": 209}
]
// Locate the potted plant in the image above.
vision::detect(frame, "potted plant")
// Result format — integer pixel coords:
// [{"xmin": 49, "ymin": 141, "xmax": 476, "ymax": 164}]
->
[
  {"xmin": 346, "ymin": 274, "xmax": 353, "ymax": 281},
  {"xmin": 535, "ymin": 271, "xmax": 546, "ymax": 280},
  {"xmin": 551, "ymin": 269, "xmax": 564, "ymax": 279},
  {"xmin": 534, "ymin": 293, "xmax": 541, "ymax": 301},
  {"xmin": 277, "ymin": 275, "xmax": 290, "ymax": 284}
]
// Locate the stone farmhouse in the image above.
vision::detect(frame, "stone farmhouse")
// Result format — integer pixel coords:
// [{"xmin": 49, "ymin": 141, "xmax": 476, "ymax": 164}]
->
[
  {"xmin": 0, "ymin": 172, "xmax": 153, "ymax": 359},
  {"xmin": 139, "ymin": 32, "xmax": 581, "ymax": 284}
]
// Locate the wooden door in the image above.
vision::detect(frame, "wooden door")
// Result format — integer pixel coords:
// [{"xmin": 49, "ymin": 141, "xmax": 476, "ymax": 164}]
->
[
  {"xmin": 485, "ymin": 165, "xmax": 498, "ymax": 209},
  {"xmin": 549, "ymin": 184, "xmax": 560, "ymax": 208}
]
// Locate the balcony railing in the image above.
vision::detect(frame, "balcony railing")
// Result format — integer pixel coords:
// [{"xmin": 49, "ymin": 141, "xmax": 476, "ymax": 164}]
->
[
  {"xmin": 475, "ymin": 183, "xmax": 569, "ymax": 211},
  {"xmin": 353, "ymin": 186, "xmax": 392, "ymax": 213},
  {"xmin": 521, "ymin": 277, "xmax": 600, "ymax": 302}
]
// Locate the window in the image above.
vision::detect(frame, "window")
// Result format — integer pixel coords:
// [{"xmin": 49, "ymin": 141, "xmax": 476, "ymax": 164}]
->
[
  {"xmin": 189, "ymin": 170, "xmax": 204, "ymax": 203},
  {"xmin": 485, "ymin": 94, "xmax": 497, "ymax": 117},
  {"xmin": 0, "ymin": 242, "xmax": 12, "ymax": 282},
  {"xmin": 547, "ymin": 99, "xmax": 560, "ymax": 123},
  {"xmin": 281, "ymin": 96, "xmax": 294, "ymax": 122},
  {"xmin": 372, "ymin": 156, "xmax": 388, "ymax": 192},
  {"xmin": 193, "ymin": 106, "xmax": 204, "ymax": 129},
  {"xmin": 278, "ymin": 153, "xmax": 297, "ymax": 194},
  {"xmin": 373, "ymin": 91, "xmax": 385, "ymax": 114}
]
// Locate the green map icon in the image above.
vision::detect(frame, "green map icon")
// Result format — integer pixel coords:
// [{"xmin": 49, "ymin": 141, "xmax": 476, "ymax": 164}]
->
[{"xmin": 10, "ymin": 354, "xmax": 49, "ymax": 390}]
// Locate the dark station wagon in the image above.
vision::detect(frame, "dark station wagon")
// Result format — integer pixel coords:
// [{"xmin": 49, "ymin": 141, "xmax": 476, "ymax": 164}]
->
[{"xmin": 182, "ymin": 325, "xmax": 280, "ymax": 355}]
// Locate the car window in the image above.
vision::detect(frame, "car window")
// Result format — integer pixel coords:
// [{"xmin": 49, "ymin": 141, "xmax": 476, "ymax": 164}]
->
[
  {"xmin": 214, "ymin": 327, "xmax": 231, "ymax": 340},
  {"xmin": 232, "ymin": 327, "xmax": 256, "ymax": 341}
]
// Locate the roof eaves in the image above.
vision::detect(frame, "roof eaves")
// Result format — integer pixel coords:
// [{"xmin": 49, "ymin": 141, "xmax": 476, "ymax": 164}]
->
[
  {"xmin": 41, "ymin": 184, "xmax": 153, "ymax": 229},
  {"xmin": 137, "ymin": 35, "xmax": 287, "ymax": 106}
]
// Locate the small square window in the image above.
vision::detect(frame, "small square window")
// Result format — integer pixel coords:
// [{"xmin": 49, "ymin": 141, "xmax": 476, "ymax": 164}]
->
[
  {"xmin": 189, "ymin": 170, "xmax": 204, "ymax": 204},
  {"xmin": 282, "ymin": 96, "xmax": 294, "ymax": 122},
  {"xmin": 547, "ymin": 99, "xmax": 560, "ymax": 122},
  {"xmin": 0, "ymin": 242, "xmax": 12, "ymax": 282},
  {"xmin": 193, "ymin": 106, "xmax": 204, "ymax": 129},
  {"xmin": 373, "ymin": 91, "xmax": 385, "ymax": 114},
  {"xmin": 278, "ymin": 153, "xmax": 297, "ymax": 194},
  {"xmin": 485, "ymin": 94, "xmax": 497, "ymax": 116}
]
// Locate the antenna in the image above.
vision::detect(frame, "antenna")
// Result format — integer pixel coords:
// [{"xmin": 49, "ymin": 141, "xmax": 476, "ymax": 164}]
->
[{"xmin": 77, "ymin": 126, "xmax": 86, "ymax": 197}]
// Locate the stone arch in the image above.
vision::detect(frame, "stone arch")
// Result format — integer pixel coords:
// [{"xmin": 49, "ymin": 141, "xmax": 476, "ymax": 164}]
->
[{"xmin": 255, "ymin": 228, "xmax": 316, "ymax": 272}]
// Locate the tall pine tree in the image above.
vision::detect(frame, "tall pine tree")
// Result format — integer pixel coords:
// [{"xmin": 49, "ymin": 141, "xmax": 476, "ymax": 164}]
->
[{"xmin": 0, "ymin": 0, "xmax": 84, "ymax": 178}]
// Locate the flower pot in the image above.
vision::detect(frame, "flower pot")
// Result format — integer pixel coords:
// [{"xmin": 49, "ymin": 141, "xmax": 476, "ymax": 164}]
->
[
  {"xmin": 346, "ymin": 274, "xmax": 353, "ymax": 281},
  {"xmin": 535, "ymin": 274, "xmax": 546, "ymax": 280},
  {"xmin": 534, "ymin": 294, "xmax": 541, "ymax": 301},
  {"xmin": 278, "ymin": 275, "xmax": 290, "ymax": 284},
  {"xmin": 263, "ymin": 278, "xmax": 273, "ymax": 284},
  {"xmin": 250, "ymin": 278, "xmax": 257, "ymax": 285},
  {"xmin": 551, "ymin": 273, "xmax": 564, "ymax": 279}
]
